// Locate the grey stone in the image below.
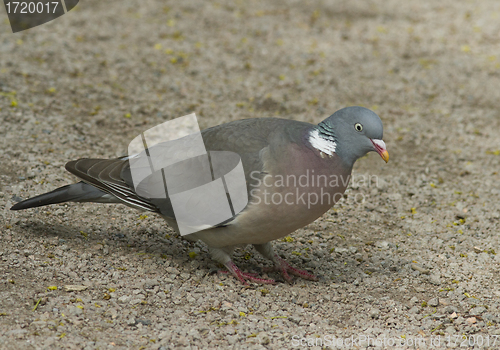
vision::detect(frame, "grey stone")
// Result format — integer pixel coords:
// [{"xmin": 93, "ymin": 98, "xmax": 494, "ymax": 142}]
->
[
  {"xmin": 469, "ymin": 306, "xmax": 486, "ymax": 315},
  {"xmin": 428, "ymin": 298, "xmax": 439, "ymax": 307}
]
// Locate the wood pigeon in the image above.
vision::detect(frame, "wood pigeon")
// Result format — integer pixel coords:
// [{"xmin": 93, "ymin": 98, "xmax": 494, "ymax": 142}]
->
[{"xmin": 11, "ymin": 106, "xmax": 389, "ymax": 284}]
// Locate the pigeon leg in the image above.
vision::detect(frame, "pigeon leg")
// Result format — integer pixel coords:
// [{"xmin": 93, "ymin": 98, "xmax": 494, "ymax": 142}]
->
[
  {"xmin": 222, "ymin": 261, "xmax": 276, "ymax": 285},
  {"xmin": 209, "ymin": 247, "xmax": 275, "ymax": 285},
  {"xmin": 254, "ymin": 243, "xmax": 318, "ymax": 282}
]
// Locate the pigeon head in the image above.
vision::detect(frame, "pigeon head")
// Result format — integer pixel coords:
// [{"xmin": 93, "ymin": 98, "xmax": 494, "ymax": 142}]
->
[{"xmin": 309, "ymin": 106, "xmax": 389, "ymax": 167}]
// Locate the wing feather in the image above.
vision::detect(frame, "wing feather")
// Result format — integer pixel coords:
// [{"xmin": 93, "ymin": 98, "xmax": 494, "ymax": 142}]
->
[{"xmin": 66, "ymin": 159, "xmax": 158, "ymax": 212}]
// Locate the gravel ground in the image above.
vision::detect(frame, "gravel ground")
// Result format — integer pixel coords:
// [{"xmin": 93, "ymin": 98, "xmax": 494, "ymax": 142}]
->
[{"xmin": 1, "ymin": 0, "xmax": 500, "ymax": 349}]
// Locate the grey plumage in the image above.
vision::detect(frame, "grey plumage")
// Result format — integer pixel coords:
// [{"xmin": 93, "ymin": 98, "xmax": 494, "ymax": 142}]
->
[
  {"xmin": 10, "ymin": 182, "xmax": 116, "ymax": 210},
  {"xmin": 11, "ymin": 106, "xmax": 389, "ymax": 284}
]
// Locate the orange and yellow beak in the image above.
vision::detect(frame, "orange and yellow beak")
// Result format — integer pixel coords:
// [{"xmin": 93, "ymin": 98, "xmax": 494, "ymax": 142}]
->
[{"xmin": 371, "ymin": 139, "xmax": 389, "ymax": 163}]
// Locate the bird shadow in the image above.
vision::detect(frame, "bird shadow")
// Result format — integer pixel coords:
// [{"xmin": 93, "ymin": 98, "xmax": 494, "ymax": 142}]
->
[{"xmin": 12, "ymin": 218, "xmax": 397, "ymax": 288}]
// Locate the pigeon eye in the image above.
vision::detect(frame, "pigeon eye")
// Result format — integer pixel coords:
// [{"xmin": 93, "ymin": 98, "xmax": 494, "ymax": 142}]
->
[{"xmin": 354, "ymin": 123, "xmax": 363, "ymax": 132}]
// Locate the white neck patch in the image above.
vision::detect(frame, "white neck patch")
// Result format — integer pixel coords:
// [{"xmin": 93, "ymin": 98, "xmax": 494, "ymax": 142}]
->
[{"xmin": 308, "ymin": 129, "xmax": 336, "ymax": 156}]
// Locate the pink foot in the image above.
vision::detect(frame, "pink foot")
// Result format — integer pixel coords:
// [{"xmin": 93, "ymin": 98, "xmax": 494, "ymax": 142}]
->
[
  {"xmin": 220, "ymin": 261, "xmax": 276, "ymax": 285},
  {"xmin": 264, "ymin": 255, "xmax": 318, "ymax": 282}
]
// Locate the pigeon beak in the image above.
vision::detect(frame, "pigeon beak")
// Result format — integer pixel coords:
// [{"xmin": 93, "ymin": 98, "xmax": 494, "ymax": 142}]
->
[{"xmin": 371, "ymin": 139, "xmax": 389, "ymax": 163}]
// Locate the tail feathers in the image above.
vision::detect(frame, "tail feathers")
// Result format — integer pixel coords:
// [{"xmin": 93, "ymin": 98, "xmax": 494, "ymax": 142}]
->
[{"xmin": 10, "ymin": 182, "xmax": 118, "ymax": 210}]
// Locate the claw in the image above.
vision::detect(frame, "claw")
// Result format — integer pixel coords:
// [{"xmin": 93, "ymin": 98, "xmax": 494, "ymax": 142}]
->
[
  {"xmin": 219, "ymin": 257, "xmax": 317, "ymax": 285},
  {"xmin": 273, "ymin": 255, "xmax": 318, "ymax": 282},
  {"xmin": 222, "ymin": 261, "xmax": 276, "ymax": 285}
]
